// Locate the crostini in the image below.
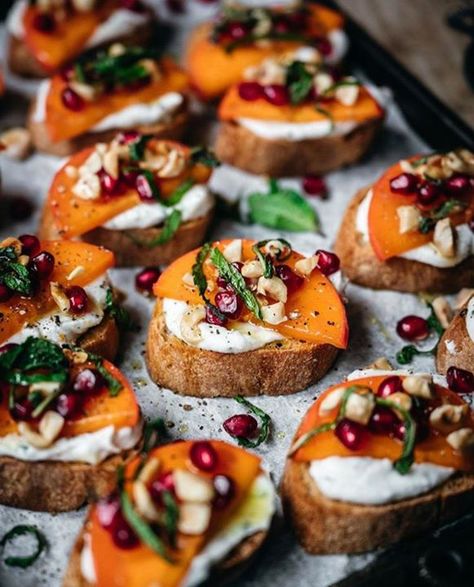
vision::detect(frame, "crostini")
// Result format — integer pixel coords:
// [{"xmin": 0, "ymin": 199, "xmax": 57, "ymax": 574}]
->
[
  {"xmin": 0, "ymin": 235, "xmax": 121, "ymax": 361},
  {"xmin": 0, "ymin": 336, "xmax": 142, "ymax": 512},
  {"xmin": 281, "ymin": 368, "xmax": 474, "ymax": 553},
  {"xmin": 29, "ymin": 44, "xmax": 189, "ymax": 156},
  {"xmin": 146, "ymin": 238, "xmax": 348, "ymax": 397},
  {"xmin": 437, "ymin": 291, "xmax": 474, "ymax": 377},
  {"xmin": 7, "ymin": 0, "xmax": 153, "ymax": 78},
  {"xmin": 40, "ymin": 137, "xmax": 217, "ymax": 267},
  {"xmin": 186, "ymin": 1, "xmax": 348, "ymax": 100},
  {"xmin": 63, "ymin": 439, "xmax": 275, "ymax": 586},
  {"xmin": 214, "ymin": 49, "xmax": 383, "ymax": 176},
  {"xmin": 334, "ymin": 149, "xmax": 474, "ymax": 293}
]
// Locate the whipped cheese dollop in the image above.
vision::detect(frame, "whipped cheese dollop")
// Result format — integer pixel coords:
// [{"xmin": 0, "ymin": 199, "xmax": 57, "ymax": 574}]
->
[
  {"xmin": 32, "ymin": 83, "xmax": 183, "ymax": 133},
  {"xmin": 8, "ymin": 274, "xmax": 109, "ymax": 346},
  {"xmin": 309, "ymin": 457, "xmax": 453, "ymax": 505},
  {"xmin": 237, "ymin": 118, "xmax": 358, "ymax": 141},
  {"xmin": 80, "ymin": 472, "xmax": 275, "ymax": 585},
  {"xmin": 103, "ymin": 185, "xmax": 214, "ymax": 231},
  {"xmin": 356, "ymin": 189, "xmax": 474, "ymax": 268},
  {"xmin": 163, "ymin": 299, "xmax": 284, "ymax": 354},
  {"xmin": 466, "ymin": 296, "xmax": 474, "ymax": 342},
  {"xmin": 0, "ymin": 422, "xmax": 143, "ymax": 466}
]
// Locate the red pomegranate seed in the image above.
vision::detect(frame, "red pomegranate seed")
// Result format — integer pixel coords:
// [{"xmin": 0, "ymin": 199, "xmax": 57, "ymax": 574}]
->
[
  {"xmin": 335, "ymin": 419, "xmax": 367, "ymax": 450},
  {"xmin": 396, "ymin": 315, "xmax": 429, "ymax": 341},
  {"xmin": 136, "ymin": 174, "xmax": 158, "ymax": 201},
  {"xmin": 302, "ymin": 175, "xmax": 327, "ymax": 197},
  {"xmin": 315, "ymin": 37, "xmax": 332, "ymax": 56},
  {"xmin": 135, "ymin": 267, "xmax": 161, "ymax": 292},
  {"xmin": 389, "ymin": 173, "xmax": 418, "ymax": 194},
  {"xmin": 238, "ymin": 82, "xmax": 264, "ymax": 101},
  {"xmin": 19, "ymin": 234, "xmax": 40, "ymax": 257},
  {"xmin": 274, "ymin": 19, "xmax": 290, "ymax": 34},
  {"xmin": 216, "ymin": 275, "xmax": 233, "ymax": 291},
  {"xmin": 0, "ymin": 343, "xmax": 18, "ymax": 354},
  {"xmin": 369, "ymin": 406, "xmax": 400, "ymax": 435},
  {"xmin": 61, "ymin": 87, "xmax": 85, "ymax": 112},
  {"xmin": 417, "ymin": 181, "xmax": 440, "ymax": 205},
  {"xmin": 275, "ymin": 264, "xmax": 304, "ymax": 292},
  {"xmin": 446, "ymin": 366, "xmax": 474, "ymax": 394},
  {"xmin": 121, "ymin": 168, "xmax": 140, "ymax": 187},
  {"xmin": 315, "ymin": 250, "xmax": 340, "ymax": 276},
  {"xmin": 30, "ymin": 251, "xmax": 55, "ymax": 279},
  {"xmin": 392, "ymin": 421, "xmax": 406, "ymax": 441},
  {"xmin": 9, "ymin": 196, "xmax": 33, "ymax": 220},
  {"xmin": 190, "ymin": 441, "xmax": 218, "ymax": 472},
  {"xmin": 55, "ymin": 393, "xmax": 81, "ymax": 419},
  {"xmin": 10, "ymin": 398, "xmax": 36, "ymax": 422},
  {"xmin": 223, "ymin": 414, "xmax": 258, "ymax": 438},
  {"xmin": 263, "ymin": 84, "xmax": 290, "ymax": 106},
  {"xmin": 97, "ymin": 496, "xmax": 121, "ymax": 529},
  {"xmin": 66, "ymin": 285, "xmax": 88, "ymax": 314},
  {"xmin": 33, "ymin": 12, "xmax": 56, "ymax": 33},
  {"xmin": 228, "ymin": 22, "xmax": 249, "ymax": 40},
  {"xmin": 445, "ymin": 173, "xmax": 471, "ymax": 195},
  {"xmin": 213, "ymin": 474, "xmax": 236, "ymax": 509},
  {"xmin": 119, "ymin": 131, "xmax": 140, "ymax": 144},
  {"xmin": 111, "ymin": 512, "xmax": 139, "ymax": 549},
  {"xmin": 215, "ymin": 291, "xmax": 243, "ymax": 319},
  {"xmin": 60, "ymin": 64, "xmax": 74, "ymax": 82},
  {"xmin": 150, "ymin": 471, "xmax": 175, "ymax": 505},
  {"xmin": 73, "ymin": 368, "xmax": 105, "ymax": 395},
  {"xmin": 99, "ymin": 170, "xmax": 124, "ymax": 197},
  {"xmin": 377, "ymin": 375, "xmax": 403, "ymax": 398},
  {"xmin": 205, "ymin": 305, "xmax": 228, "ymax": 327},
  {"xmin": 0, "ymin": 285, "xmax": 12, "ymax": 303}
]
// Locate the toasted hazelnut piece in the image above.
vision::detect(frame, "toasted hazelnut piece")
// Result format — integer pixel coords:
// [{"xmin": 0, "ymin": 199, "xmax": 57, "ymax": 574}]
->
[
  {"xmin": 257, "ymin": 276, "xmax": 287, "ymax": 303},
  {"xmin": 223, "ymin": 239, "xmax": 242, "ymax": 263},
  {"xmin": 294, "ymin": 255, "xmax": 318, "ymax": 277},
  {"xmin": 138, "ymin": 457, "xmax": 160, "ymax": 485},
  {"xmin": 133, "ymin": 480, "xmax": 161, "ymax": 522},
  {"xmin": 173, "ymin": 469, "xmax": 214, "ymax": 503},
  {"xmin": 288, "ymin": 310, "xmax": 300, "ymax": 320},
  {"xmin": 69, "ymin": 81, "xmax": 99, "ymax": 102},
  {"xmin": 139, "ymin": 59, "xmax": 162, "ymax": 82},
  {"xmin": 388, "ymin": 392, "xmax": 412, "ymax": 413},
  {"xmin": 19, "ymin": 410, "xmax": 65, "ymax": 448},
  {"xmin": 81, "ymin": 151, "xmax": 103, "ymax": 175},
  {"xmin": 50, "ymin": 281, "xmax": 70, "ymax": 313},
  {"xmin": 431, "ymin": 296, "xmax": 453, "ymax": 329},
  {"xmin": 158, "ymin": 149, "xmax": 186, "ymax": 178},
  {"xmin": 242, "ymin": 260, "xmax": 264, "ymax": 279},
  {"xmin": 108, "ymin": 42, "xmax": 127, "ymax": 57},
  {"xmin": 335, "ymin": 80, "xmax": 359, "ymax": 106},
  {"xmin": 313, "ymin": 72, "xmax": 333, "ymax": 95},
  {"xmin": 365, "ymin": 357, "xmax": 393, "ymax": 371},
  {"xmin": 261, "ymin": 302, "xmax": 287, "ymax": 325},
  {"xmin": 182, "ymin": 272, "xmax": 195, "ymax": 287},
  {"xmin": 0, "ymin": 127, "xmax": 32, "ymax": 160},
  {"xmin": 68, "ymin": 350, "xmax": 88, "ymax": 364},
  {"xmin": 429, "ymin": 404, "xmax": 468, "ymax": 435},
  {"xmin": 446, "ymin": 427, "xmax": 474, "ymax": 452},
  {"xmin": 319, "ymin": 387, "xmax": 345, "ymax": 414},
  {"xmin": 433, "ymin": 218, "xmax": 456, "ymax": 258},
  {"xmin": 397, "ymin": 205, "xmax": 421, "ymax": 234},
  {"xmin": 180, "ymin": 306, "xmax": 206, "ymax": 345},
  {"xmin": 67, "ymin": 266, "xmax": 85, "ymax": 281},
  {"xmin": 402, "ymin": 375, "xmax": 434, "ymax": 399},
  {"xmin": 458, "ymin": 148, "xmax": 474, "ymax": 170},
  {"xmin": 455, "ymin": 288, "xmax": 474, "ymax": 309},
  {"xmin": 103, "ymin": 148, "xmax": 119, "ymax": 180},
  {"xmin": 71, "ymin": 0, "xmax": 96, "ymax": 11},
  {"xmin": 252, "ymin": 14, "xmax": 272, "ymax": 37},
  {"xmin": 262, "ymin": 240, "xmax": 291, "ymax": 260},
  {"xmin": 345, "ymin": 391, "xmax": 375, "ymax": 425},
  {"xmin": 178, "ymin": 503, "xmax": 212, "ymax": 535},
  {"xmin": 72, "ymin": 174, "xmax": 101, "ymax": 200},
  {"xmin": 18, "ymin": 254, "xmax": 29, "ymax": 266},
  {"xmin": 399, "ymin": 160, "xmax": 414, "ymax": 173},
  {"xmin": 29, "ymin": 380, "xmax": 62, "ymax": 395}
]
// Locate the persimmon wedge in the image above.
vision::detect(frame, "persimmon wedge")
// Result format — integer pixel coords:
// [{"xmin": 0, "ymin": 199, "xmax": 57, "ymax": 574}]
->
[
  {"xmin": 0, "ymin": 241, "xmax": 114, "ymax": 344},
  {"xmin": 292, "ymin": 376, "xmax": 474, "ymax": 472},
  {"xmin": 90, "ymin": 441, "xmax": 262, "ymax": 587},
  {"xmin": 154, "ymin": 240, "xmax": 348, "ymax": 349}
]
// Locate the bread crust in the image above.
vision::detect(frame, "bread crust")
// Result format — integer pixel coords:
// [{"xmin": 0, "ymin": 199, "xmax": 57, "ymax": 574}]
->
[
  {"xmin": 39, "ymin": 204, "xmax": 214, "ymax": 268},
  {"xmin": 62, "ymin": 525, "xmax": 266, "ymax": 587},
  {"xmin": 145, "ymin": 300, "xmax": 339, "ymax": 397},
  {"xmin": 79, "ymin": 315, "xmax": 119, "ymax": 362},
  {"xmin": 436, "ymin": 298, "xmax": 474, "ymax": 374},
  {"xmin": 334, "ymin": 187, "xmax": 474, "ymax": 293},
  {"xmin": 0, "ymin": 448, "xmax": 137, "ymax": 512},
  {"xmin": 8, "ymin": 17, "xmax": 154, "ymax": 78},
  {"xmin": 281, "ymin": 459, "xmax": 474, "ymax": 554},
  {"xmin": 28, "ymin": 104, "xmax": 189, "ymax": 157},
  {"xmin": 214, "ymin": 118, "xmax": 382, "ymax": 177}
]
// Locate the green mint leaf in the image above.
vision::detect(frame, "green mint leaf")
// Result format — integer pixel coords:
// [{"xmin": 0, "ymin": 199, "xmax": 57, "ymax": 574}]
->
[
  {"xmin": 2, "ymin": 338, "xmax": 68, "ymax": 373},
  {"xmin": 128, "ymin": 135, "xmax": 152, "ymax": 162},
  {"xmin": 252, "ymin": 243, "xmax": 273, "ymax": 278},
  {"xmin": 337, "ymin": 385, "xmax": 367, "ymax": 420},
  {"xmin": 165, "ymin": 179, "xmax": 195, "ymax": 206},
  {"xmin": 105, "ymin": 289, "xmax": 136, "ymax": 332},
  {"xmin": 87, "ymin": 352, "xmax": 122, "ymax": 397},
  {"xmin": 286, "ymin": 60, "xmax": 314, "ymax": 105},
  {"xmin": 162, "ymin": 491, "xmax": 179, "ymax": 546},
  {"xmin": 232, "ymin": 396, "xmax": 271, "ymax": 448},
  {"xmin": 434, "ymin": 198, "xmax": 466, "ymax": 220},
  {"xmin": 375, "ymin": 397, "xmax": 416, "ymax": 474},
  {"xmin": 192, "ymin": 243, "xmax": 211, "ymax": 297},
  {"xmin": 124, "ymin": 210, "xmax": 182, "ymax": 248},
  {"xmin": 426, "ymin": 303, "xmax": 445, "ymax": 337},
  {"xmin": 418, "ymin": 217, "xmax": 435, "ymax": 234},
  {"xmin": 2, "ymin": 263, "xmax": 32, "ymax": 296},
  {"xmin": 396, "ymin": 345, "xmax": 421, "ymax": 364},
  {"xmin": 190, "ymin": 147, "xmax": 220, "ymax": 168},
  {"xmin": 288, "ymin": 422, "xmax": 336, "ymax": 456},
  {"xmin": 0, "ymin": 525, "xmax": 48, "ymax": 569}
]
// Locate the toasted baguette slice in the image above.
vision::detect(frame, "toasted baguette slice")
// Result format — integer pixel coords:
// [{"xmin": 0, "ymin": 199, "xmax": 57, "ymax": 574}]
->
[
  {"xmin": 334, "ymin": 187, "xmax": 474, "ymax": 293},
  {"xmin": 8, "ymin": 16, "xmax": 154, "ymax": 78},
  {"xmin": 146, "ymin": 300, "xmax": 339, "ymax": 397},
  {"xmin": 281, "ymin": 459, "xmax": 474, "ymax": 554},
  {"xmin": 79, "ymin": 315, "xmax": 119, "ymax": 361},
  {"xmin": 63, "ymin": 526, "xmax": 266, "ymax": 587},
  {"xmin": 437, "ymin": 298, "xmax": 474, "ymax": 374},
  {"xmin": 0, "ymin": 447, "xmax": 137, "ymax": 512},
  {"xmin": 28, "ymin": 103, "xmax": 189, "ymax": 157},
  {"xmin": 38, "ymin": 203, "xmax": 214, "ymax": 268},
  {"xmin": 214, "ymin": 118, "xmax": 381, "ymax": 177}
]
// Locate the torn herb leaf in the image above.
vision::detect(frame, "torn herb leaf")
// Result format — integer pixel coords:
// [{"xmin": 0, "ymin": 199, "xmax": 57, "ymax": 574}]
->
[{"xmin": 232, "ymin": 396, "xmax": 271, "ymax": 448}]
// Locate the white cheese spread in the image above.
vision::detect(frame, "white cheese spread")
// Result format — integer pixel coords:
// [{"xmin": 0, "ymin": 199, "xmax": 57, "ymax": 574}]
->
[
  {"xmin": 309, "ymin": 456, "xmax": 453, "ymax": 505},
  {"xmin": 103, "ymin": 184, "xmax": 214, "ymax": 230},
  {"xmin": 0, "ymin": 421, "xmax": 142, "ymax": 466},
  {"xmin": 326, "ymin": 28, "xmax": 349, "ymax": 65},
  {"xmin": 466, "ymin": 296, "xmax": 474, "ymax": 342},
  {"xmin": 80, "ymin": 472, "xmax": 275, "ymax": 585},
  {"xmin": 237, "ymin": 118, "xmax": 358, "ymax": 141},
  {"xmin": 163, "ymin": 299, "xmax": 284, "ymax": 354},
  {"xmin": 8, "ymin": 274, "xmax": 109, "ymax": 347},
  {"xmin": 356, "ymin": 189, "xmax": 474, "ymax": 268}
]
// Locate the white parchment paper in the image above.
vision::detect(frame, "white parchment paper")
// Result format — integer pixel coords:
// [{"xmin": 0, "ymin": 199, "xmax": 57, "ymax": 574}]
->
[{"xmin": 0, "ymin": 2, "xmax": 448, "ymax": 586}]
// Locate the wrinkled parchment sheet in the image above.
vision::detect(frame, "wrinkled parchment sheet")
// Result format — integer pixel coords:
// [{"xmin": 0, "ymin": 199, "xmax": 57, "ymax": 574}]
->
[{"xmin": 0, "ymin": 2, "xmax": 449, "ymax": 586}]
